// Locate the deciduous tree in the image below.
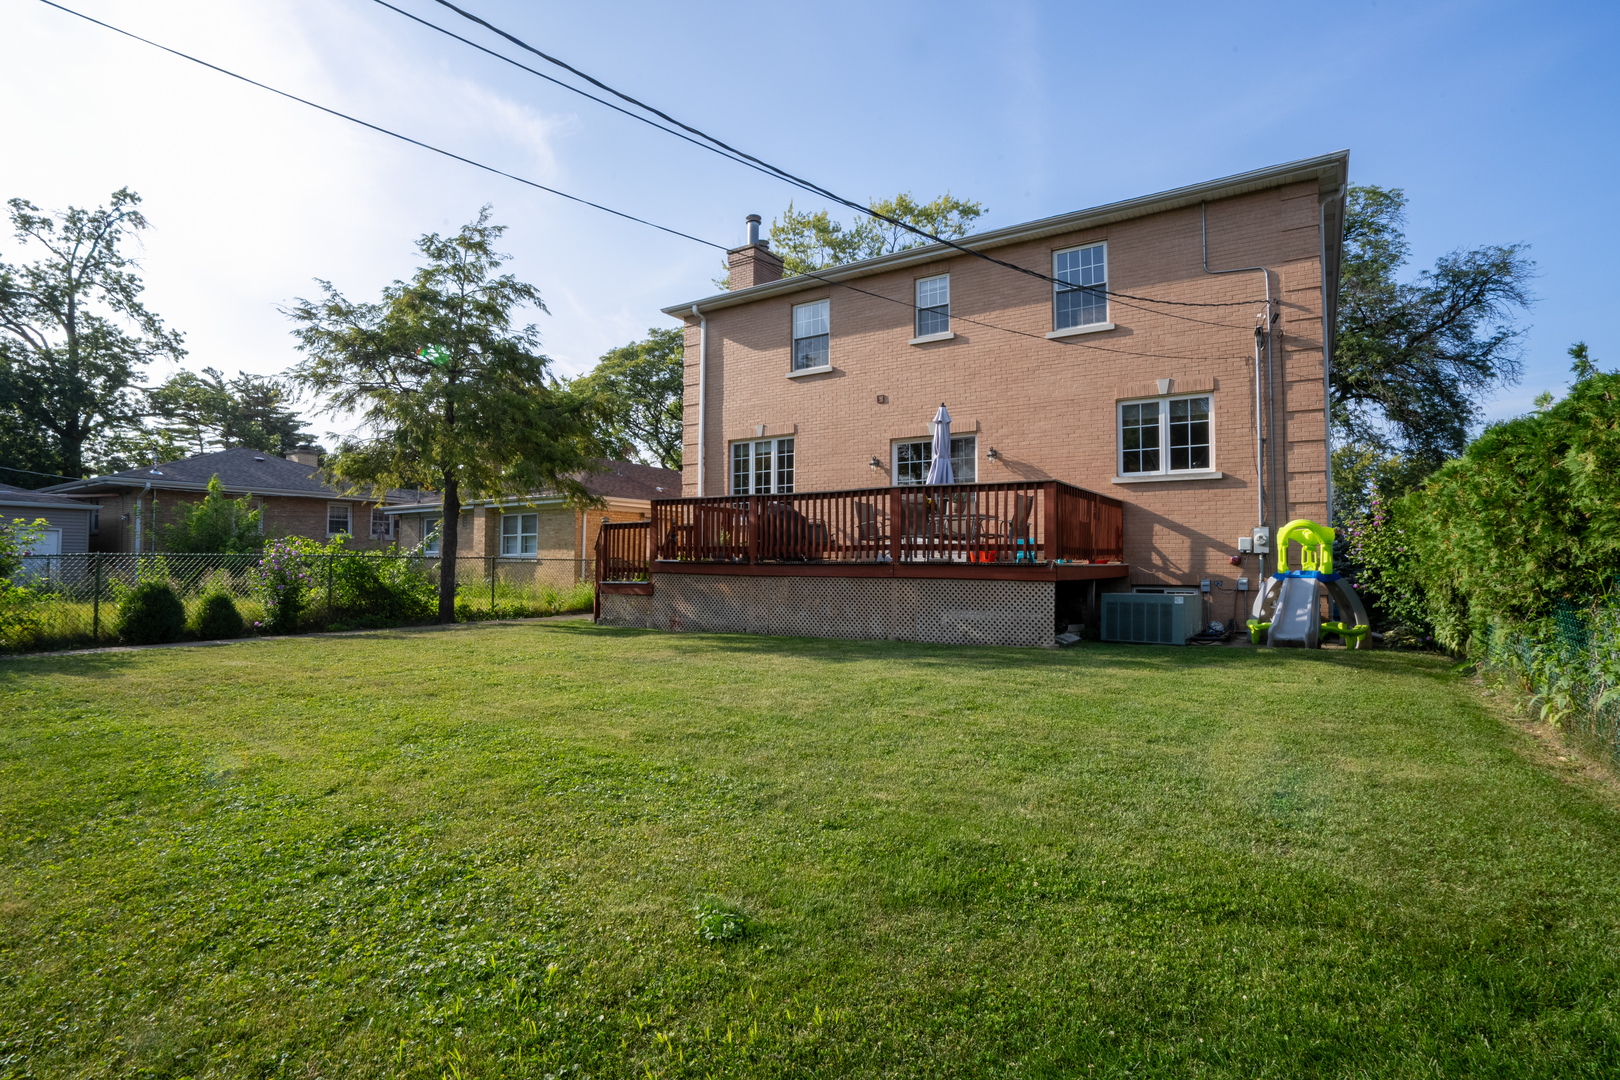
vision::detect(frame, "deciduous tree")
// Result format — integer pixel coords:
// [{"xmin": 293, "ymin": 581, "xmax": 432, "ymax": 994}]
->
[
  {"xmin": 0, "ymin": 188, "xmax": 184, "ymax": 478},
  {"xmin": 574, "ymin": 327, "xmax": 683, "ymax": 470},
  {"xmin": 286, "ymin": 208, "xmax": 602, "ymax": 622}
]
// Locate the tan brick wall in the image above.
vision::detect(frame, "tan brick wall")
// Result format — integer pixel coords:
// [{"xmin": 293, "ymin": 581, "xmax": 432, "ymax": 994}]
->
[
  {"xmin": 87, "ymin": 489, "xmax": 389, "ymax": 552},
  {"xmin": 681, "ymin": 183, "xmax": 1332, "ymax": 586}
]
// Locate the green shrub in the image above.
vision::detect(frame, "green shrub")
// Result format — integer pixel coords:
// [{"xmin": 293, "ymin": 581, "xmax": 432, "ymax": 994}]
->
[
  {"xmin": 331, "ymin": 554, "xmax": 435, "ymax": 624},
  {"xmin": 193, "ymin": 590, "xmax": 245, "ymax": 640},
  {"xmin": 116, "ymin": 581, "xmax": 187, "ymax": 645}
]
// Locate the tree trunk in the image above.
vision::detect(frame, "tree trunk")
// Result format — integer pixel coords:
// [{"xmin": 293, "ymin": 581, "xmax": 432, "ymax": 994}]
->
[{"xmin": 438, "ymin": 471, "xmax": 459, "ymax": 623}]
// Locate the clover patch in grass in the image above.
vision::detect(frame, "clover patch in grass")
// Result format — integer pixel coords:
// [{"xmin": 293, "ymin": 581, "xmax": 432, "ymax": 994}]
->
[{"xmin": 692, "ymin": 896, "xmax": 753, "ymax": 943}]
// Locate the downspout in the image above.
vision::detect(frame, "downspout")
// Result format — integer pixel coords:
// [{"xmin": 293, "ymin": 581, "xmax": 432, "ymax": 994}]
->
[
  {"xmin": 1202, "ymin": 202, "xmax": 1274, "ymax": 577},
  {"xmin": 134, "ymin": 481, "xmax": 151, "ymax": 554},
  {"xmin": 691, "ymin": 304, "xmax": 707, "ymax": 496}
]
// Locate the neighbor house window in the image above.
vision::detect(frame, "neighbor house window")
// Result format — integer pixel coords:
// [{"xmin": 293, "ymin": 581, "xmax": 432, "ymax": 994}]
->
[
  {"xmin": 423, "ymin": 522, "xmax": 441, "ymax": 555},
  {"xmin": 915, "ymin": 274, "xmax": 950, "ymax": 336},
  {"xmin": 327, "ymin": 502, "xmax": 351, "ymax": 536},
  {"xmin": 370, "ymin": 508, "xmax": 393, "ymax": 540},
  {"xmin": 89, "ymin": 509, "xmax": 99, "ymax": 534},
  {"xmin": 892, "ymin": 435, "xmax": 977, "ymax": 485},
  {"xmin": 1054, "ymin": 242, "xmax": 1107, "ymax": 330},
  {"xmin": 791, "ymin": 299, "xmax": 830, "ymax": 371},
  {"xmin": 730, "ymin": 438, "xmax": 795, "ymax": 494},
  {"xmin": 1119, "ymin": 395, "xmax": 1211, "ymax": 475},
  {"xmin": 501, "ymin": 512, "xmax": 539, "ymax": 556}
]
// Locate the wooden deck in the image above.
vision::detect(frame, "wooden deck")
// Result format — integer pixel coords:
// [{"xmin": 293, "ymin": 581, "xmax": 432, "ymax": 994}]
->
[{"xmin": 595, "ymin": 479, "xmax": 1127, "ymax": 599}]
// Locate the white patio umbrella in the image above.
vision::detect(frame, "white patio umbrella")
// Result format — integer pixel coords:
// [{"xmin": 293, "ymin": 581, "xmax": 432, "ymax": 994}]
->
[{"xmin": 925, "ymin": 403, "xmax": 954, "ymax": 485}]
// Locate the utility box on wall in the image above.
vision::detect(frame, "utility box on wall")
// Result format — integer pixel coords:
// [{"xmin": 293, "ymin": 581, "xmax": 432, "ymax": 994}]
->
[{"xmin": 1100, "ymin": 592, "xmax": 1202, "ymax": 645}]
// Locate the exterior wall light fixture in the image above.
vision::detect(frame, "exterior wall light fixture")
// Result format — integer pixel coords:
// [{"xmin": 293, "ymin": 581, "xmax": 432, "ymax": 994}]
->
[
  {"xmin": 869, "ymin": 456, "xmax": 881, "ymax": 470},
  {"xmin": 986, "ymin": 446, "xmax": 1000, "ymax": 461}
]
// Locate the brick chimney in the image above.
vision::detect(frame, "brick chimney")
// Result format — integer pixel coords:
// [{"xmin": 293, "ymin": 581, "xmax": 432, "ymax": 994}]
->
[
  {"xmin": 727, "ymin": 214, "xmax": 783, "ymax": 290},
  {"xmin": 285, "ymin": 445, "xmax": 322, "ymax": 467}
]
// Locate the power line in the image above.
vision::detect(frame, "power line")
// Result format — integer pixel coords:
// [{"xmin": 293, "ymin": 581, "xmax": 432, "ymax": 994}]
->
[
  {"xmin": 424, "ymin": 0, "xmax": 1265, "ymax": 314},
  {"xmin": 34, "ymin": 1, "xmax": 1246, "ymax": 363},
  {"xmin": 34, "ymin": 0, "xmax": 726, "ymax": 251}
]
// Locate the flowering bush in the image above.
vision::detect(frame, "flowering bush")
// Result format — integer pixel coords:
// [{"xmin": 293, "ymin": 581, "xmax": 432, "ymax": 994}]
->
[{"xmin": 250, "ymin": 537, "xmax": 320, "ymax": 634}]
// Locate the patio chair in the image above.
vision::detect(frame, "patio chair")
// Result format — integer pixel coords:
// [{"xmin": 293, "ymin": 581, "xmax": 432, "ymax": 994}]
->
[
  {"xmin": 1009, "ymin": 494, "xmax": 1034, "ymax": 563},
  {"xmin": 853, "ymin": 501, "xmax": 886, "ymax": 543}
]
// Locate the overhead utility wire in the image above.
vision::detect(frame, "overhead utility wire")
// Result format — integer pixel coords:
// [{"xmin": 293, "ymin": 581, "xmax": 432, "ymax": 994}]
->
[
  {"xmin": 33, "ymin": 0, "xmax": 725, "ymax": 251},
  {"xmin": 425, "ymin": 0, "xmax": 1264, "ymax": 313},
  {"xmin": 33, "ymin": 1, "xmax": 1237, "ymax": 363}
]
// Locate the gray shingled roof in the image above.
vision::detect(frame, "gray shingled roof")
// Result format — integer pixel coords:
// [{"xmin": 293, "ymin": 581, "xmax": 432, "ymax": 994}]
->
[
  {"xmin": 41, "ymin": 448, "xmax": 411, "ymax": 502},
  {"xmin": 0, "ymin": 482, "xmax": 100, "ymax": 510},
  {"xmin": 384, "ymin": 459, "xmax": 682, "ymax": 513}
]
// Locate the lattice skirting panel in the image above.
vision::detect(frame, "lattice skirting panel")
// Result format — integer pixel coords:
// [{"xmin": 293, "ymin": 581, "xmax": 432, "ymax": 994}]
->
[{"xmin": 598, "ymin": 575, "xmax": 1055, "ymax": 648}]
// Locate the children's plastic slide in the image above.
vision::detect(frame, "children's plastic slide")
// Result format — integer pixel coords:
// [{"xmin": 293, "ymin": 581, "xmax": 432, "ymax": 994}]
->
[{"xmin": 1247, "ymin": 519, "xmax": 1372, "ymax": 649}]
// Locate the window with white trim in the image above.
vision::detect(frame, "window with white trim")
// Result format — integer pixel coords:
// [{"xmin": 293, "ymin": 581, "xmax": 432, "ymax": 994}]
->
[
  {"xmin": 370, "ymin": 507, "xmax": 393, "ymax": 540},
  {"xmin": 327, "ymin": 502, "xmax": 351, "ymax": 536},
  {"xmin": 791, "ymin": 299, "xmax": 829, "ymax": 371},
  {"xmin": 1054, "ymin": 242, "xmax": 1107, "ymax": 330},
  {"xmin": 501, "ymin": 512, "xmax": 539, "ymax": 556},
  {"xmin": 423, "ymin": 521, "xmax": 441, "ymax": 555},
  {"xmin": 915, "ymin": 274, "xmax": 949, "ymax": 336},
  {"xmin": 1118, "ymin": 395, "xmax": 1211, "ymax": 475},
  {"xmin": 892, "ymin": 435, "xmax": 977, "ymax": 485},
  {"xmin": 730, "ymin": 438, "xmax": 795, "ymax": 494}
]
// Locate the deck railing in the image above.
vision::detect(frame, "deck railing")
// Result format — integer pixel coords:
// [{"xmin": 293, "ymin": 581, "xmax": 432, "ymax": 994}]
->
[
  {"xmin": 645, "ymin": 480, "xmax": 1123, "ymax": 567},
  {"xmin": 596, "ymin": 521, "xmax": 652, "ymax": 582}
]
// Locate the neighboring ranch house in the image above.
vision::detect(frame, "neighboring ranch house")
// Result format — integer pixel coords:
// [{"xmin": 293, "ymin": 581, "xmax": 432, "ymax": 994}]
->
[
  {"xmin": 0, "ymin": 483, "xmax": 100, "ymax": 555},
  {"xmin": 596, "ymin": 152, "xmax": 1351, "ymax": 647},
  {"xmin": 43, "ymin": 447, "xmax": 407, "ymax": 552},
  {"xmin": 386, "ymin": 460, "xmax": 682, "ymax": 585}
]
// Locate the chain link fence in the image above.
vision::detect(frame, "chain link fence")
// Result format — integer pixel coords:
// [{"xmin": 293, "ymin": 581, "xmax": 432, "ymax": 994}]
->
[
  {"xmin": 1483, "ymin": 599, "xmax": 1620, "ymax": 764},
  {"xmin": 3, "ymin": 551, "xmax": 596, "ymax": 654}
]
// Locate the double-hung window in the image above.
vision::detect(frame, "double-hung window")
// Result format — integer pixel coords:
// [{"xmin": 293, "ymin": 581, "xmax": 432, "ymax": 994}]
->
[
  {"xmin": 791, "ymin": 300, "xmax": 829, "ymax": 371},
  {"xmin": 730, "ymin": 438, "xmax": 795, "ymax": 494},
  {"xmin": 370, "ymin": 508, "xmax": 393, "ymax": 540},
  {"xmin": 327, "ymin": 502, "xmax": 351, "ymax": 536},
  {"xmin": 1054, "ymin": 242, "xmax": 1108, "ymax": 330},
  {"xmin": 892, "ymin": 435, "xmax": 977, "ymax": 485},
  {"xmin": 423, "ymin": 521, "xmax": 441, "ymax": 555},
  {"xmin": 501, "ymin": 512, "xmax": 539, "ymax": 556},
  {"xmin": 915, "ymin": 274, "xmax": 950, "ymax": 337},
  {"xmin": 1119, "ymin": 395, "xmax": 1212, "ymax": 476}
]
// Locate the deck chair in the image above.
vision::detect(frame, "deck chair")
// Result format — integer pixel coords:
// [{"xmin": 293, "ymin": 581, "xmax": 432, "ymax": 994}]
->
[
  {"xmin": 1008, "ymin": 494, "xmax": 1034, "ymax": 562},
  {"xmin": 854, "ymin": 501, "xmax": 886, "ymax": 543}
]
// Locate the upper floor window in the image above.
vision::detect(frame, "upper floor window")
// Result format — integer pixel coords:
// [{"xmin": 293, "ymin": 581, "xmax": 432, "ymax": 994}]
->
[
  {"xmin": 1119, "ymin": 395, "xmax": 1211, "ymax": 476},
  {"xmin": 327, "ymin": 502, "xmax": 351, "ymax": 536},
  {"xmin": 893, "ymin": 435, "xmax": 977, "ymax": 485},
  {"xmin": 1054, "ymin": 242, "xmax": 1107, "ymax": 330},
  {"xmin": 731, "ymin": 438, "xmax": 795, "ymax": 494},
  {"xmin": 792, "ymin": 300, "xmax": 829, "ymax": 371},
  {"xmin": 915, "ymin": 274, "xmax": 950, "ymax": 337},
  {"xmin": 501, "ymin": 512, "xmax": 539, "ymax": 556}
]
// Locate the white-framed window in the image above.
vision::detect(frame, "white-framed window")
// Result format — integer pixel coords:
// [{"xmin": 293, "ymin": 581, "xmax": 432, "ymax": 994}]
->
[
  {"xmin": 730, "ymin": 438, "xmax": 795, "ymax": 494},
  {"xmin": 791, "ymin": 299, "xmax": 830, "ymax": 371},
  {"xmin": 892, "ymin": 434, "xmax": 977, "ymax": 485},
  {"xmin": 423, "ymin": 521, "xmax": 441, "ymax": 555},
  {"xmin": 1118, "ymin": 395, "xmax": 1212, "ymax": 476},
  {"xmin": 501, "ymin": 512, "xmax": 539, "ymax": 556},
  {"xmin": 370, "ymin": 508, "xmax": 393, "ymax": 540},
  {"xmin": 327, "ymin": 502, "xmax": 351, "ymax": 536},
  {"xmin": 1054, "ymin": 242, "xmax": 1107, "ymax": 330},
  {"xmin": 915, "ymin": 274, "xmax": 949, "ymax": 337}
]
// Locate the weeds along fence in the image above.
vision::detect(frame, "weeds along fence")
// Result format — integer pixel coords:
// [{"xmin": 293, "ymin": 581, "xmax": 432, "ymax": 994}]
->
[
  {"xmin": 2, "ymin": 551, "xmax": 597, "ymax": 654},
  {"xmin": 1483, "ymin": 600, "xmax": 1620, "ymax": 764}
]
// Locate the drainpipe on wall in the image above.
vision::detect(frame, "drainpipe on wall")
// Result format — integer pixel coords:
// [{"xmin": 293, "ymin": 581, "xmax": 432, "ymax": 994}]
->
[
  {"xmin": 1202, "ymin": 202, "xmax": 1274, "ymax": 579},
  {"xmin": 133, "ymin": 481, "xmax": 151, "ymax": 554},
  {"xmin": 691, "ymin": 304, "xmax": 706, "ymax": 496}
]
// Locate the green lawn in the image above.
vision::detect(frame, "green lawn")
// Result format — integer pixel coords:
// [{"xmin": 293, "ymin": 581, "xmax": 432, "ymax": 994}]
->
[{"xmin": 2, "ymin": 625, "xmax": 1618, "ymax": 1078}]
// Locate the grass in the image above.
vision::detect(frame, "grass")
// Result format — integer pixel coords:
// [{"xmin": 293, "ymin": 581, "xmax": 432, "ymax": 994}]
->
[{"xmin": 2, "ymin": 626, "xmax": 1618, "ymax": 1078}]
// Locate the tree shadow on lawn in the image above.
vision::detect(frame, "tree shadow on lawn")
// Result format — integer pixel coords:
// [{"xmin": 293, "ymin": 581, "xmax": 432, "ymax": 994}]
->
[{"xmin": 551, "ymin": 619, "xmax": 1444, "ymax": 679}]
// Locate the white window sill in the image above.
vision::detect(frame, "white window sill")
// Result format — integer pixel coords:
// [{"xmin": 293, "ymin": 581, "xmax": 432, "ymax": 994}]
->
[
  {"xmin": 908, "ymin": 331, "xmax": 956, "ymax": 346},
  {"xmin": 1046, "ymin": 321, "xmax": 1116, "ymax": 339},
  {"xmin": 1111, "ymin": 470, "xmax": 1223, "ymax": 484},
  {"xmin": 786, "ymin": 365, "xmax": 833, "ymax": 379},
  {"xmin": 499, "ymin": 553, "xmax": 538, "ymax": 559}
]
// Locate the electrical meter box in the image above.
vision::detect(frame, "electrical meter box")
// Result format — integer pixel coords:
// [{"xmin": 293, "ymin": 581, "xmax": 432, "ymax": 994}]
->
[
  {"xmin": 1251, "ymin": 526, "xmax": 1272, "ymax": 554},
  {"xmin": 1101, "ymin": 592, "xmax": 1202, "ymax": 645}
]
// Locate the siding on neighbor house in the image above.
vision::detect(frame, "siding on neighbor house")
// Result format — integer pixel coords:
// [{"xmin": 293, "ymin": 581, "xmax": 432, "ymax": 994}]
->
[
  {"xmin": 0, "ymin": 505, "xmax": 93, "ymax": 553},
  {"xmin": 677, "ymin": 180, "xmax": 1334, "ymax": 587}
]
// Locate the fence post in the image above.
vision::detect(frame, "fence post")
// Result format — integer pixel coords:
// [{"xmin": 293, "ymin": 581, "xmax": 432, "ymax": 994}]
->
[
  {"xmin": 490, "ymin": 555, "xmax": 497, "ymax": 613},
  {"xmin": 92, "ymin": 552, "xmax": 102, "ymax": 643}
]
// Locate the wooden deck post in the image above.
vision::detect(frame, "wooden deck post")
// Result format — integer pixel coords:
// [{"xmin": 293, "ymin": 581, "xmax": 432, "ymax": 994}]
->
[{"xmin": 888, "ymin": 486, "xmax": 902, "ymax": 565}]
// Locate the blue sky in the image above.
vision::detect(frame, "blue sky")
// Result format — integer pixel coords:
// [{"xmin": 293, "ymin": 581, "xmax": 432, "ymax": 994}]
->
[{"xmin": 4, "ymin": 0, "xmax": 1616, "ymax": 438}]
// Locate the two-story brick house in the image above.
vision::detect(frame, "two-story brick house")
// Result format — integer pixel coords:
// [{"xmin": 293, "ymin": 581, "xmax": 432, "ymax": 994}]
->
[{"xmin": 597, "ymin": 152, "xmax": 1349, "ymax": 646}]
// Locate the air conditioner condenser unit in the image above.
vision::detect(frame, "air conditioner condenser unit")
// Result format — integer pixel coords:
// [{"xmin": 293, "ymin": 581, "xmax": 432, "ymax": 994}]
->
[{"xmin": 1100, "ymin": 591, "xmax": 1202, "ymax": 646}]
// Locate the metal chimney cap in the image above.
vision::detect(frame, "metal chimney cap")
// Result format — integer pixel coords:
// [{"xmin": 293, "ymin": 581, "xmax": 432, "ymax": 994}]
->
[{"xmin": 745, "ymin": 214, "xmax": 762, "ymax": 246}]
